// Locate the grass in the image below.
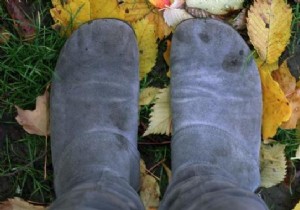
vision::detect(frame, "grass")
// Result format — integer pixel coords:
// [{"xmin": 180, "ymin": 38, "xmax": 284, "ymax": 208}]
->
[
  {"xmin": 0, "ymin": 0, "xmax": 299, "ymax": 207},
  {"xmin": 0, "ymin": 0, "xmax": 64, "ymax": 203}
]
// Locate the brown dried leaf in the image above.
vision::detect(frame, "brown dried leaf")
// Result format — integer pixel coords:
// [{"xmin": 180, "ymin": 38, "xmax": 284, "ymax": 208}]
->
[
  {"xmin": 140, "ymin": 160, "xmax": 160, "ymax": 210},
  {"xmin": 0, "ymin": 197, "xmax": 46, "ymax": 210},
  {"xmin": 5, "ymin": 0, "xmax": 36, "ymax": 41},
  {"xmin": 15, "ymin": 90, "xmax": 50, "ymax": 136}
]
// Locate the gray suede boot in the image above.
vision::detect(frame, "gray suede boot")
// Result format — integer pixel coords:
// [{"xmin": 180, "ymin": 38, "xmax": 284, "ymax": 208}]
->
[
  {"xmin": 50, "ymin": 19, "xmax": 144, "ymax": 210},
  {"xmin": 159, "ymin": 19, "xmax": 268, "ymax": 210}
]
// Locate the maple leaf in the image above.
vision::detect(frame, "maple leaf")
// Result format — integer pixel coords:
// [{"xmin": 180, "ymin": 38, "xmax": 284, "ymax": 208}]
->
[
  {"xmin": 143, "ymin": 87, "xmax": 172, "ymax": 136},
  {"xmin": 0, "ymin": 197, "xmax": 46, "ymax": 210},
  {"xmin": 247, "ymin": 0, "xmax": 292, "ymax": 64},
  {"xmin": 15, "ymin": 90, "xmax": 50, "ymax": 136},
  {"xmin": 257, "ymin": 59, "xmax": 292, "ymax": 139},
  {"xmin": 186, "ymin": 0, "xmax": 244, "ymax": 15},
  {"xmin": 140, "ymin": 159, "xmax": 160, "ymax": 210},
  {"xmin": 133, "ymin": 18, "xmax": 158, "ymax": 80},
  {"xmin": 260, "ymin": 144, "xmax": 286, "ymax": 188},
  {"xmin": 140, "ymin": 87, "xmax": 161, "ymax": 106}
]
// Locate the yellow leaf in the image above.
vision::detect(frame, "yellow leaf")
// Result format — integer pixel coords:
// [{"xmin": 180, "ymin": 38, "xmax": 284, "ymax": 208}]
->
[
  {"xmin": 294, "ymin": 202, "xmax": 300, "ymax": 210},
  {"xmin": 272, "ymin": 61, "xmax": 296, "ymax": 96},
  {"xmin": 139, "ymin": 87, "xmax": 161, "ymax": 106},
  {"xmin": 50, "ymin": 0, "xmax": 91, "ymax": 35},
  {"xmin": 15, "ymin": 90, "xmax": 50, "ymax": 136},
  {"xmin": 247, "ymin": 0, "xmax": 292, "ymax": 64},
  {"xmin": 91, "ymin": 0, "xmax": 124, "ymax": 20},
  {"xmin": 140, "ymin": 160, "xmax": 160, "ymax": 210},
  {"xmin": 133, "ymin": 18, "xmax": 158, "ymax": 80},
  {"xmin": 146, "ymin": 11, "xmax": 172, "ymax": 40},
  {"xmin": 260, "ymin": 144, "xmax": 286, "ymax": 188},
  {"xmin": 143, "ymin": 87, "xmax": 172, "ymax": 136},
  {"xmin": 281, "ymin": 89, "xmax": 300, "ymax": 129},
  {"xmin": 0, "ymin": 197, "xmax": 46, "ymax": 210},
  {"xmin": 119, "ymin": 0, "xmax": 153, "ymax": 23},
  {"xmin": 50, "ymin": 0, "xmax": 124, "ymax": 36},
  {"xmin": 272, "ymin": 61, "xmax": 300, "ymax": 129},
  {"xmin": 258, "ymin": 60, "xmax": 292, "ymax": 139}
]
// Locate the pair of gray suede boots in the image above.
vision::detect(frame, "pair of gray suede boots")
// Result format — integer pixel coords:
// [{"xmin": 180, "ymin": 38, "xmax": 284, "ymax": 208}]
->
[{"xmin": 49, "ymin": 19, "xmax": 268, "ymax": 210}]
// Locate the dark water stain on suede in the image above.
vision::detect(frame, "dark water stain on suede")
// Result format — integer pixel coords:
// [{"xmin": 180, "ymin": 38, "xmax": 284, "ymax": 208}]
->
[
  {"xmin": 222, "ymin": 52, "xmax": 243, "ymax": 73},
  {"xmin": 199, "ymin": 33, "xmax": 211, "ymax": 43}
]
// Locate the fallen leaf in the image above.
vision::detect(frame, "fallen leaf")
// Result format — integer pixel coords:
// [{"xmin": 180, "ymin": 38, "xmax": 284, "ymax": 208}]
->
[
  {"xmin": 0, "ymin": 27, "xmax": 11, "ymax": 44},
  {"xmin": 169, "ymin": 0, "xmax": 185, "ymax": 9},
  {"xmin": 281, "ymin": 89, "xmax": 300, "ymax": 129},
  {"xmin": 231, "ymin": 8, "xmax": 247, "ymax": 30},
  {"xmin": 140, "ymin": 87, "xmax": 161, "ymax": 106},
  {"xmin": 257, "ymin": 60, "xmax": 292, "ymax": 139},
  {"xmin": 91, "ymin": 0, "xmax": 124, "ymax": 20},
  {"xmin": 186, "ymin": 0, "xmax": 244, "ymax": 15},
  {"xmin": 146, "ymin": 11, "xmax": 172, "ymax": 40},
  {"xmin": 185, "ymin": 7, "xmax": 220, "ymax": 19},
  {"xmin": 272, "ymin": 61, "xmax": 296, "ymax": 96},
  {"xmin": 119, "ymin": 0, "xmax": 153, "ymax": 23},
  {"xmin": 15, "ymin": 90, "xmax": 50, "ymax": 136},
  {"xmin": 149, "ymin": 0, "xmax": 171, "ymax": 9},
  {"xmin": 5, "ymin": 0, "xmax": 36, "ymax": 41},
  {"xmin": 50, "ymin": 0, "xmax": 91, "ymax": 36},
  {"xmin": 0, "ymin": 197, "xmax": 46, "ymax": 210},
  {"xmin": 294, "ymin": 201, "xmax": 300, "ymax": 210},
  {"xmin": 247, "ymin": 0, "xmax": 292, "ymax": 64},
  {"xmin": 163, "ymin": 40, "xmax": 171, "ymax": 77},
  {"xmin": 143, "ymin": 87, "xmax": 172, "ymax": 136},
  {"xmin": 291, "ymin": 145, "xmax": 300, "ymax": 160},
  {"xmin": 50, "ymin": 0, "xmax": 124, "ymax": 36},
  {"xmin": 162, "ymin": 163, "xmax": 172, "ymax": 182},
  {"xmin": 163, "ymin": 8, "xmax": 193, "ymax": 27},
  {"xmin": 272, "ymin": 61, "xmax": 300, "ymax": 129},
  {"xmin": 260, "ymin": 144, "xmax": 286, "ymax": 188},
  {"xmin": 140, "ymin": 160, "xmax": 160, "ymax": 210},
  {"xmin": 133, "ymin": 18, "xmax": 158, "ymax": 80}
]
